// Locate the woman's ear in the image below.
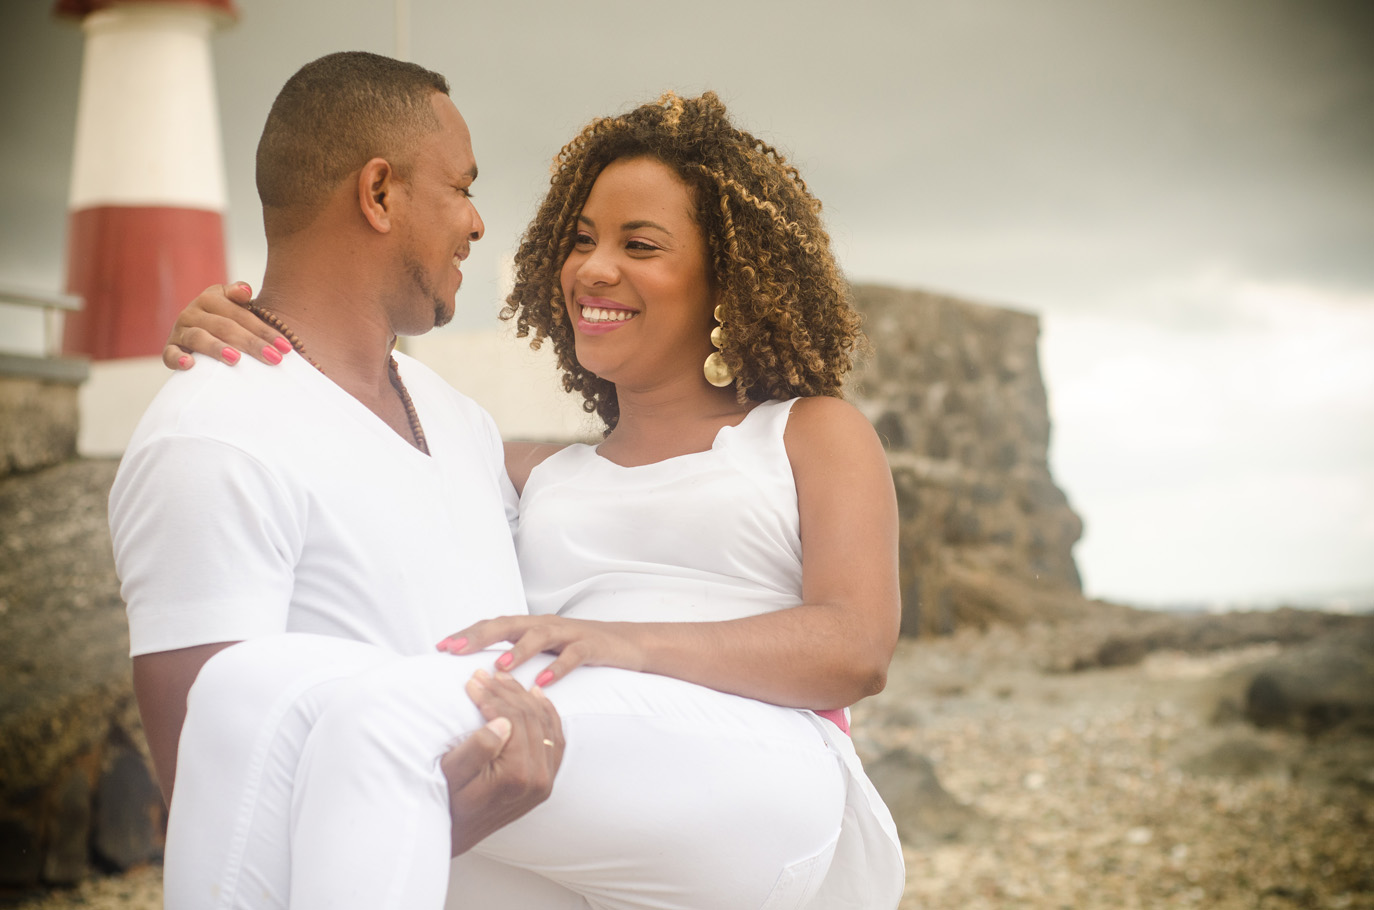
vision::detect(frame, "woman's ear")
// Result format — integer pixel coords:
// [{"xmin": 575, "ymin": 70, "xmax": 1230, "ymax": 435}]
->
[{"xmin": 358, "ymin": 157, "xmax": 396, "ymax": 233}]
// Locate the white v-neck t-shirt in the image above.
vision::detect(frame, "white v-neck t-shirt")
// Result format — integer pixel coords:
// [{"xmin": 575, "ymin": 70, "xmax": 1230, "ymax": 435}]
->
[{"xmin": 111, "ymin": 351, "xmax": 525, "ymax": 658}]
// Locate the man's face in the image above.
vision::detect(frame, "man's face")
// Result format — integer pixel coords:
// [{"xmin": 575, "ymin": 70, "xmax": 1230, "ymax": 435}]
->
[{"xmin": 392, "ymin": 94, "xmax": 484, "ymax": 334}]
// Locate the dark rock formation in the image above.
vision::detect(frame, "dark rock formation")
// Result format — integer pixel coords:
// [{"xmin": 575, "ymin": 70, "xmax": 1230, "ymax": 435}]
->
[
  {"xmin": 1179, "ymin": 735, "xmax": 1288, "ymax": 779},
  {"xmin": 0, "ymin": 458, "xmax": 159, "ymax": 887},
  {"xmin": 1243, "ymin": 629, "xmax": 1374, "ymax": 737},
  {"xmin": 864, "ymin": 745, "xmax": 989, "ymax": 847},
  {"xmin": 848, "ymin": 285, "xmax": 1093, "ymax": 635},
  {"xmin": 91, "ymin": 740, "xmax": 164, "ymax": 871},
  {"xmin": 1044, "ymin": 607, "xmax": 1374, "ymax": 673}
]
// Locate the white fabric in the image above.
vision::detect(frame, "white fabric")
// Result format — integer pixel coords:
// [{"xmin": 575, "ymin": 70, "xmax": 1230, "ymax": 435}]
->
[
  {"xmin": 126, "ymin": 373, "xmax": 902, "ymax": 908},
  {"xmin": 517, "ymin": 398, "xmax": 905, "ymax": 908},
  {"xmin": 174, "ymin": 634, "xmax": 847, "ymax": 910},
  {"xmin": 518, "ymin": 401, "xmax": 803, "ymax": 624},
  {"xmin": 110, "ymin": 351, "xmax": 524, "ymax": 657}
]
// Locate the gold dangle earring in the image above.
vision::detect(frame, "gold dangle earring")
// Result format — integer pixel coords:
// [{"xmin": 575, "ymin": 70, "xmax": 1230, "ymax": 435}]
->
[{"xmin": 703, "ymin": 303, "xmax": 735, "ymax": 387}]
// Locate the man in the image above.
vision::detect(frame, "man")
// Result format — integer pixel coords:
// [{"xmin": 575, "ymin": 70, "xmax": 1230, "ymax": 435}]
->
[{"xmin": 109, "ymin": 52, "xmax": 562, "ymax": 907}]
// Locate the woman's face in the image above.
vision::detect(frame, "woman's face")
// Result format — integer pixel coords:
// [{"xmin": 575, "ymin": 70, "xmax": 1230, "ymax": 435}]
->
[{"xmin": 558, "ymin": 156, "xmax": 716, "ymax": 390}]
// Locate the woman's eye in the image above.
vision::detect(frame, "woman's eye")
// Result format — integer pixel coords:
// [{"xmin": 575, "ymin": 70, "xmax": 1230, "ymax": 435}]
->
[
  {"xmin": 457, "ymin": 186, "xmax": 474, "ymax": 198},
  {"xmin": 573, "ymin": 232, "xmax": 594, "ymax": 246},
  {"xmin": 626, "ymin": 240, "xmax": 659, "ymax": 252}
]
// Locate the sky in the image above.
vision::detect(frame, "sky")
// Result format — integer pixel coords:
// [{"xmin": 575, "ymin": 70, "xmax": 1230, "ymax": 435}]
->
[{"xmin": 2, "ymin": 0, "xmax": 1372, "ymax": 609}]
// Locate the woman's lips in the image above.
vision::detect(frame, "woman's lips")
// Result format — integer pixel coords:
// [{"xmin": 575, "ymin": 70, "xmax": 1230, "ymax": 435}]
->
[{"xmin": 576, "ymin": 298, "xmax": 638, "ymax": 335}]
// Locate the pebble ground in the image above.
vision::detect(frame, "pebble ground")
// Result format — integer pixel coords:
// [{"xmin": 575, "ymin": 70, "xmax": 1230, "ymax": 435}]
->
[{"xmin": 14, "ymin": 624, "xmax": 1372, "ymax": 910}]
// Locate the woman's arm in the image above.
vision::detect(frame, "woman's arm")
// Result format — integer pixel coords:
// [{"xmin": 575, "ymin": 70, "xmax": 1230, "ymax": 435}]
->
[
  {"xmin": 442, "ymin": 397, "xmax": 902, "ymax": 710},
  {"xmin": 161, "ymin": 282, "xmax": 289, "ymax": 370},
  {"xmin": 503, "ymin": 441, "xmax": 569, "ymax": 496}
]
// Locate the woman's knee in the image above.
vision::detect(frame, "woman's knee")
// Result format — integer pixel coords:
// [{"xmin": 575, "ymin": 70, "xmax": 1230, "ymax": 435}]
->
[{"xmin": 305, "ymin": 654, "xmax": 487, "ymax": 765}]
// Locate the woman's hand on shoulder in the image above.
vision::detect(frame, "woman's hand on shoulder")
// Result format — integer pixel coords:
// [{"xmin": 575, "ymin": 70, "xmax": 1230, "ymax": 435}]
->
[
  {"xmin": 436, "ymin": 615, "xmax": 645, "ymax": 688},
  {"xmin": 163, "ymin": 282, "xmax": 290, "ymax": 371}
]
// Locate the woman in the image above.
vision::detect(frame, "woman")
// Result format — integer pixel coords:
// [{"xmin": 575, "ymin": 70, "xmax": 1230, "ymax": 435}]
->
[{"xmin": 165, "ymin": 91, "xmax": 903, "ymax": 909}]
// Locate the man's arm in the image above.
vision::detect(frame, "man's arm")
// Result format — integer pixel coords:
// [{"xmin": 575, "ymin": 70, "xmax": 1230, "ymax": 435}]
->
[
  {"xmin": 137, "ymin": 642, "xmax": 567, "ymax": 853},
  {"xmin": 114, "ymin": 434, "xmax": 303, "ymax": 804},
  {"xmin": 133, "ymin": 642, "xmax": 239, "ymax": 805}
]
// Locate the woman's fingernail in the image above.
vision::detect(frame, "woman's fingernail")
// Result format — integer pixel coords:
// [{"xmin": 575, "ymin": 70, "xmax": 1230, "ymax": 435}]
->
[
  {"xmin": 536, "ymin": 670, "xmax": 554, "ymax": 687},
  {"xmin": 178, "ymin": 355, "xmax": 190, "ymax": 369},
  {"xmin": 435, "ymin": 637, "xmax": 451, "ymax": 651},
  {"xmin": 262, "ymin": 345, "xmax": 282, "ymax": 365},
  {"xmin": 222, "ymin": 347, "xmax": 240, "ymax": 365},
  {"xmin": 449, "ymin": 637, "xmax": 467, "ymax": 652},
  {"xmin": 272, "ymin": 336, "xmax": 292, "ymax": 353},
  {"xmin": 495, "ymin": 652, "xmax": 513, "ymax": 669},
  {"xmin": 235, "ymin": 282, "xmax": 252, "ymax": 294}
]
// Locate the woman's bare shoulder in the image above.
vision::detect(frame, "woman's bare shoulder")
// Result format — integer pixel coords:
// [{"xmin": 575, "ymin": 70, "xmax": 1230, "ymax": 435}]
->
[
  {"xmin": 785, "ymin": 396, "xmax": 878, "ymax": 442},
  {"xmin": 783, "ymin": 396, "xmax": 888, "ymax": 477}
]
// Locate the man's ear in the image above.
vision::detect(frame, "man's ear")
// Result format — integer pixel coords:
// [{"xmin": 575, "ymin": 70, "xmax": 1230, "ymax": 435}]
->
[{"xmin": 358, "ymin": 158, "xmax": 397, "ymax": 233}]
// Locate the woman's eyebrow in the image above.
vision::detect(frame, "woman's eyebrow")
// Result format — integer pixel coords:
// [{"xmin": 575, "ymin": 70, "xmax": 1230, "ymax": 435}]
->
[
  {"xmin": 622, "ymin": 219, "xmax": 672, "ymax": 234},
  {"xmin": 573, "ymin": 215, "xmax": 673, "ymax": 236}
]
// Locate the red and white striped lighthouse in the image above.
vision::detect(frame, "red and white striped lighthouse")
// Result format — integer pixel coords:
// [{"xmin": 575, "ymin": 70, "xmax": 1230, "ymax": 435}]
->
[{"xmin": 57, "ymin": 0, "xmax": 237, "ymax": 360}]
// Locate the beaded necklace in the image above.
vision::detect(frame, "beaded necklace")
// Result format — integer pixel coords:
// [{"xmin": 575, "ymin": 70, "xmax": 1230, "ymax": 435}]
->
[{"xmin": 246, "ymin": 303, "xmax": 429, "ymax": 455}]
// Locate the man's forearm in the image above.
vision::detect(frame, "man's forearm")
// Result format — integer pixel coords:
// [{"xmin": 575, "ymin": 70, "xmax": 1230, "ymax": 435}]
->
[{"xmin": 132, "ymin": 642, "xmax": 238, "ymax": 804}]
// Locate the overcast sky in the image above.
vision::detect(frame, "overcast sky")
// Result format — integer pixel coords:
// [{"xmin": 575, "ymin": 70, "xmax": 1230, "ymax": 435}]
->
[{"xmin": 2, "ymin": 0, "xmax": 1372, "ymax": 608}]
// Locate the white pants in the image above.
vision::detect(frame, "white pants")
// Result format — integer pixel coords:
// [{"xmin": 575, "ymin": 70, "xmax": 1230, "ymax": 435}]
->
[{"xmin": 165, "ymin": 634, "xmax": 846, "ymax": 910}]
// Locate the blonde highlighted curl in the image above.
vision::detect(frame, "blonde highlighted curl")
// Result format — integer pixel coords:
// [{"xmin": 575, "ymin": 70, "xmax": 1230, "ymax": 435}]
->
[{"xmin": 501, "ymin": 91, "xmax": 865, "ymax": 432}]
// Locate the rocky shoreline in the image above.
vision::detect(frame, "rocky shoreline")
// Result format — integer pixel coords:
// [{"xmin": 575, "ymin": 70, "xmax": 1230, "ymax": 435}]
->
[
  {"xmin": 7, "ymin": 608, "xmax": 1371, "ymax": 910},
  {"xmin": 866, "ymin": 618, "xmax": 1373, "ymax": 908}
]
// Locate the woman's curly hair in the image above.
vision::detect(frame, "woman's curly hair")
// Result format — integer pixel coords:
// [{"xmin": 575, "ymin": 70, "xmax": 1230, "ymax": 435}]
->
[{"xmin": 501, "ymin": 90, "xmax": 864, "ymax": 431}]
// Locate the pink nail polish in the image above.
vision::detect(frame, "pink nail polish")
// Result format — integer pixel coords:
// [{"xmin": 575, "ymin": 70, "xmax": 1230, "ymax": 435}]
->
[
  {"xmin": 535, "ymin": 670, "xmax": 554, "ymax": 687},
  {"xmin": 273, "ymin": 336, "xmax": 292, "ymax": 354},
  {"xmin": 435, "ymin": 638, "xmax": 450, "ymax": 651},
  {"xmin": 222, "ymin": 347, "xmax": 240, "ymax": 365},
  {"xmin": 496, "ymin": 652, "xmax": 513, "ymax": 669},
  {"xmin": 262, "ymin": 345, "xmax": 282, "ymax": 365},
  {"xmin": 450, "ymin": 637, "xmax": 467, "ymax": 652},
  {"xmin": 235, "ymin": 282, "xmax": 252, "ymax": 294},
  {"xmin": 178, "ymin": 355, "xmax": 190, "ymax": 369}
]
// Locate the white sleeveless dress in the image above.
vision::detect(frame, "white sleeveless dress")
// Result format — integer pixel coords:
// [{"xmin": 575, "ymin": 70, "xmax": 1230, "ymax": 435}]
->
[{"xmin": 517, "ymin": 398, "xmax": 905, "ymax": 908}]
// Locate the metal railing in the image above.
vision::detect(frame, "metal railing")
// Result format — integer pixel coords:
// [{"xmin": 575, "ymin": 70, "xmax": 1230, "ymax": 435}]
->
[{"xmin": 0, "ymin": 285, "xmax": 89, "ymax": 383}]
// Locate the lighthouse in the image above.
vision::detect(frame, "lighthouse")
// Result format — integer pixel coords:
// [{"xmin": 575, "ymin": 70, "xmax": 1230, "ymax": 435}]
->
[{"xmin": 57, "ymin": 0, "xmax": 237, "ymax": 360}]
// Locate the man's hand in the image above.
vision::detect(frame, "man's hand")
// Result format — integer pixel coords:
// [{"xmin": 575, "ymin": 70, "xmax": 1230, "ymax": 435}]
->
[{"xmin": 441, "ymin": 669, "xmax": 564, "ymax": 856}]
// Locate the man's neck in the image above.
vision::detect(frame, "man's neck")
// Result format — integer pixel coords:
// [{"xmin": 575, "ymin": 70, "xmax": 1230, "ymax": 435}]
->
[
  {"xmin": 253, "ymin": 281, "xmax": 397, "ymax": 393},
  {"xmin": 254, "ymin": 222, "xmax": 431, "ymax": 452}
]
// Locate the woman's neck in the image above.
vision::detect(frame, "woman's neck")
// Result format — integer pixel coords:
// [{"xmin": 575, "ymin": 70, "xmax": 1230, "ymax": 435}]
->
[{"xmin": 599, "ymin": 383, "xmax": 753, "ymax": 465}]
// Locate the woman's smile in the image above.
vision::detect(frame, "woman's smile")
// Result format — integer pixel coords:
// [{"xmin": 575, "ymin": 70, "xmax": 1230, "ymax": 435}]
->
[{"xmin": 577, "ymin": 296, "xmax": 639, "ymax": 333}]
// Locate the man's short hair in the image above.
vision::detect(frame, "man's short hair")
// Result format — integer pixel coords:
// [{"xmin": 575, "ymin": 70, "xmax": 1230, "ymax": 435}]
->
[{"xmin": 256, "ymin": 51, "xmax": 451, "ymax": 236}]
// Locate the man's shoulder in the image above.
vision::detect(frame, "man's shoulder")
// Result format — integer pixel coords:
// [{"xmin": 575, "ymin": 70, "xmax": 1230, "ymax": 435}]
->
[{"xmin": 125, "ymin": 354, "xmax": 314, "ymax": 454}]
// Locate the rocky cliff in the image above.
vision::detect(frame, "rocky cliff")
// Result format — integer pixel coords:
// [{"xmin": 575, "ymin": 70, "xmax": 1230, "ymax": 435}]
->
[{"xmin": 847, "ymin": 284, "xmax": 1095, "ymax": 635}]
